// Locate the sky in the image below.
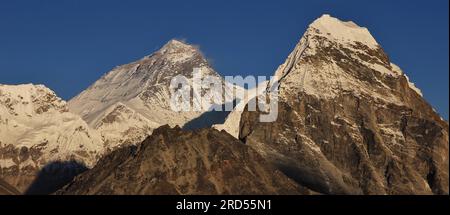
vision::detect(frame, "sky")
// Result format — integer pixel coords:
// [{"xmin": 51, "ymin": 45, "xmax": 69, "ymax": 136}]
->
[{"xmin": 0, "ymin": 0, "xmax": 448, "ymax": 119}]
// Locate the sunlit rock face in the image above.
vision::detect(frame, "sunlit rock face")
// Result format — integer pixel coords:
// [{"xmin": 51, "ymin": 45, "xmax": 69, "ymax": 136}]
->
[{"xmin": 239, "ymin": 14, "xmax": 449, "ymax": 195}]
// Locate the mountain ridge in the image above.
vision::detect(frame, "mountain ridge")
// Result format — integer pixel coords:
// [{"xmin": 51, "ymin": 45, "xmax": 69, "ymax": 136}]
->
[
  {"xmin": 0, "ymin": 14, "xmax": 447, "ymax": 195},
  {"xmin": 0, "ymin": 83, "xmax": 104, "ymax": 193},
  {"xmin": 57, "ymin": 125, "xmax": 311, "ymax": 195}
]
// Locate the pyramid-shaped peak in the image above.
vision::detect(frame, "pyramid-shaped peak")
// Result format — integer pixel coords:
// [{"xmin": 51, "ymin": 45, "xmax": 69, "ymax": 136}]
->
[
  {"xmin": 166, "ymin": 39, "xmax": 188, "ymax": 46},
  {"xmin": 161, "ymin": 39, "xmax": 197, "ymax": 51},
  {"xmin": 309, "ymin": 14, "xmax": 379, "ymax": 48},
  {"xmin": 149, "ymin": 39, "xmax": 206, "ymax": 64}
]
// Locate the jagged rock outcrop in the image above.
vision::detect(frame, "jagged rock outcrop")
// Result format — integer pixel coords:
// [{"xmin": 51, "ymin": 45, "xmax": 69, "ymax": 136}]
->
[
  {"xmin": 239, "ymin": 15, "xmax": 449, "ymax": 195},
  {"xmin": 0, "ymin": 84, "xmax": 103, "ymax": 193},
  {"xmin": 68, "ymin": 40, "xmax": 242, "ymax": 150},
  {"xmin": 57, "ymin": 126, "xmax": 310, "ymax": 195}
]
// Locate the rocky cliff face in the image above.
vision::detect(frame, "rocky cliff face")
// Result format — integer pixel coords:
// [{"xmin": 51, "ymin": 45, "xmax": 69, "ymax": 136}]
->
[
  {"xmin": 239, "ymin": 15, "xmax": 449, "ymax": 194},
  {"xmin": 57, "ymin": 125, "xmax": 310, "ymax": 195},
  {"xmin": 0, "ymin": 84, "xmax": 103, "ymax": 193}
]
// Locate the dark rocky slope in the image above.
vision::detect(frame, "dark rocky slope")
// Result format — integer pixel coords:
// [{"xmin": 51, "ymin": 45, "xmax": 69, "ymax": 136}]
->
[{"xmin": 57, "ymin": 126, "xmax": 310, "ymax": 195}]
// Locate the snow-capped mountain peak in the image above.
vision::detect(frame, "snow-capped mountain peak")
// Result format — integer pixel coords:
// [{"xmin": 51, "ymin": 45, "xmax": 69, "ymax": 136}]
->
[
  {"xmin": 0, "ymin": 83, "xmax": 68, "ymax": 116},
  {"xmin": 0, "ymin": 84, "xmax": 104, "ymax": 192},
  {"xmin": 309, "ymin": 14, "xmax": 378, "ymax": 48},
  {"xmin": 69, "ymin": 39, "xmax": 234, "ymax": 149},
  {"xmin": 269, "ymin": 14, "xmax": 422, "ymax": 103},
  {"xmin": 160, "ymin": 39, "xmax": 196, "ymax": 52},
  {"xmin": 239, "ymin": 15, "xmax": 449, "ymax": 195},
  {"xmin": 151, "ymin": 39, "xmax": 204, "ymax": 64}
]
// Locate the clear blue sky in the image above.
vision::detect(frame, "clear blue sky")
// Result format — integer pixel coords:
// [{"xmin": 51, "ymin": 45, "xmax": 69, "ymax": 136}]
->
[{"xmin": 0, "ymin": 0, "xmax": 448, "ymax": 119}]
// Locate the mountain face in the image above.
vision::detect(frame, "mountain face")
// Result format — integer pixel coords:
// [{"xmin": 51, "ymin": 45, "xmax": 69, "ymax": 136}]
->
[
  {"xmin": 68, "ymin": 40, "xmax": 238, "ymax": 150},
  {"xmin": 239, "ymin": 15, "xmax": 449, "ymax": 194},
  {"xmin": 57, "ymin": 125, "xmax": 310, "ymax": 195},
  {"xmin": 0, "ymin": 84, "xmax": 103, "ymax": 193}
]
